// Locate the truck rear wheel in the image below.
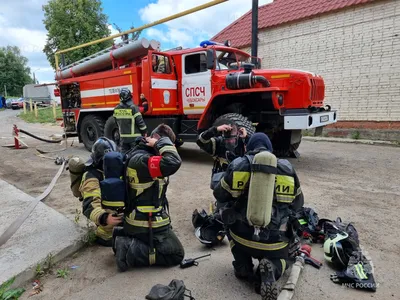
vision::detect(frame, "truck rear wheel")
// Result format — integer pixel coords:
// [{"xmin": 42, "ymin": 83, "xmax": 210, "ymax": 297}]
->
[
  {"xmin": 104, "ymin": 116, "xmax": 120, "ymax": 146},
  {"xmin": 213, "ymin": 113, "xmax": 255, "ymax": 136},
  {"xmin": 80, "ymin": 115, "xmax": 105, "ymax": 151}
]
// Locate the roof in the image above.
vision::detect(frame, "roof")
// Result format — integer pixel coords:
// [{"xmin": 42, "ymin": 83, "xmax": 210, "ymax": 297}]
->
[{"xmin": 212, "ymin": 0, "xmax": 378, "ymax": 48}]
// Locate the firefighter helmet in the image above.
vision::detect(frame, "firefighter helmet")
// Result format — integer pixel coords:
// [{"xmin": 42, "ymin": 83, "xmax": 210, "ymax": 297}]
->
[
  {"xmin": 86, "ymin": 137, "xmax": 117, "ymax": 166},
  {"xmin": 119, "ymin": 88, "xmax": 132, "ymax": 103},
  {"xmin": 323, "ymin": 231, "xmax": 358, "ymax": 269}
]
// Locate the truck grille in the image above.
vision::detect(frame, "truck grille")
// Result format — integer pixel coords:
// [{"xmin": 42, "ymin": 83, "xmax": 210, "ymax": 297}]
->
[{"xmin": 310, "ymin": 78, "xmax": 325, "ymax": 105}]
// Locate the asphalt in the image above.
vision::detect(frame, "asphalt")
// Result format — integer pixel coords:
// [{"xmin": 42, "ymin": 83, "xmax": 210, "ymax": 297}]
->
[{"xmin": 0, "ymin": 178, "xmax": 86, "ymax": 287}]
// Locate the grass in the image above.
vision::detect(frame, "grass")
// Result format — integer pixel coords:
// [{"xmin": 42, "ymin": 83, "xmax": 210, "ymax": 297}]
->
[
  {"xmin": 18, "ymin": 107, "xmax": 62, "ymax": 124},
  {"xmin": 0, "ymin": 277, "xmax": 25, "ymax": 299},
  {"xmin": 56, "ymin": 268, "xmax": 69, "ymax": 279}
]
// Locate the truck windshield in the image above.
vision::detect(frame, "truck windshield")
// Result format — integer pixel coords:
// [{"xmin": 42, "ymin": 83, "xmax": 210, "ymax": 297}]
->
[{"xmin": 215, "ymin": 50, "xmax": 250, "ymax": 70}]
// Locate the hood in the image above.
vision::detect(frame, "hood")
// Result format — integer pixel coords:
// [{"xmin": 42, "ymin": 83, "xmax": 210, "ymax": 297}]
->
[
  {"xmin": 246, "ymin": 132, "xmax": 273, "ymax": 153},
  {"xmin": 103, "ymin": 151, "xmax": 124, "ymax": 178}
]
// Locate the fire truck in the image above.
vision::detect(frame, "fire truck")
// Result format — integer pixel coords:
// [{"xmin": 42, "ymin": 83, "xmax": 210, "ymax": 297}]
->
[{"xmin": 55, "ymin": 37, "xmax": 337, "ymax": 156}]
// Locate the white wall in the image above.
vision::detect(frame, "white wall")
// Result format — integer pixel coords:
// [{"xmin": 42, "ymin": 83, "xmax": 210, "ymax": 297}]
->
[{"xmin": 242, "ymin": 0, "xmax": 400, "ymax": 121}]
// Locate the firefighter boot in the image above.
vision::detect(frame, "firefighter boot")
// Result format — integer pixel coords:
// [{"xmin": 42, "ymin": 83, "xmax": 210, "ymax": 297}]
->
[
  {"xmin": 259, "ymin": 258, "xmax": 278, "ymax": 300},
  {"xmin": 112, "ymin": 226, "xmax": 126, "ymax": 254}
]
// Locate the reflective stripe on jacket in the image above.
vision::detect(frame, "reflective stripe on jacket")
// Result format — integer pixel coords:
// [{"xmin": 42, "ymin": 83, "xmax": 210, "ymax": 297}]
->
[{"xmin": 114, "ymin": 102, "xmax": 147, "ymax": 143}]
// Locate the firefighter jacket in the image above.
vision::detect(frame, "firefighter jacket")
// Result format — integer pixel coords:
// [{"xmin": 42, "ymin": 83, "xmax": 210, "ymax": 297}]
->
[
  {"xmin": 80, "ymin": 166, "xmax": 119, "ymax": 241},
  {"xmin": 196, "ymin": 126, "xmax": 248, "ymax": 173},
  {"xmin": 123, "ymin": 137, "xmax": 182, "ymax": 237},
  {"xmin": 213, "ymin": 148, "xmax": 304, "ymax": 258},
  {"xmin": 113, "ymin": 102, "xmax": 147, "ymax": 145}
]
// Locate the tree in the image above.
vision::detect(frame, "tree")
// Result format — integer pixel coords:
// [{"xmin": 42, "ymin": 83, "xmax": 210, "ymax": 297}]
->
[
  {"xmin": 42, "ymin": 0, "xmax": 112, "ymax": 69},
  {"xmin": 0, "ymin": 46, "xmax": 34, "ymax": 97}
]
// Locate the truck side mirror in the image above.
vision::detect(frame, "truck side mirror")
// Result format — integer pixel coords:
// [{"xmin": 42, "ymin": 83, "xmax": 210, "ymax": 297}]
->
[{"xmin": 206, "ymin": 49, "xmax": 215, "ymax": 70}]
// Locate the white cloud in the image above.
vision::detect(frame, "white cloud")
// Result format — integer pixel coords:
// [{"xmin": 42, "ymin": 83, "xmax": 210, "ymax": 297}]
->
[
  {"xmin": 0, "ymin": 0, "xmax": 54, "ymax": 83},
  {"xmin": 139, "ymin": 0, "xmax": 273, "ymax": 48},
  {"xmin": 108, "ymin": 24, "xmax": 123, "ymax": 44},
  {"xmin": 0, "ymin": 2, "xmax": 123, "ymax": 83}
]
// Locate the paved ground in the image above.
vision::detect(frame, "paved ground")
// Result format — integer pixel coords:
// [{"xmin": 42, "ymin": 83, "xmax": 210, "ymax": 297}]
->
[
  {"xmin": 0, "ymin": 108, "xmax": 398, "ymax": 299},
  {"xmin": 0, "ymin": 178, "xmax": 85, "ymax": 287}
]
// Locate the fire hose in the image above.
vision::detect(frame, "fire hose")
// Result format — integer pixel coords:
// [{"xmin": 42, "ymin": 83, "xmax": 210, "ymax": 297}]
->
[
  {"xmin": 19, "ymin": 129, "xmax": 62, "ymax": 144},
  {"xmin": 0, "ymin": 161, "xmax": 66, "ymax": 247}
]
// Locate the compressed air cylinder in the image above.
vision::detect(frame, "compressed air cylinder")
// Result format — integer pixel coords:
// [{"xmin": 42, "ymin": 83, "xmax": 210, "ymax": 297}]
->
[
  {"xmin": 246, "ymin": 151, "xmax": 277, "ymax": 227},
  {"xmin": 68, "ymin": 156, "xmax": 86, "ymax": 198}
]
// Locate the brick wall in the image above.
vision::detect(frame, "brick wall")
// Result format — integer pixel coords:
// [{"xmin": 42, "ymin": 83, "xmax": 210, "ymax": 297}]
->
[{"xmin": 242, "ymin": 0, "xmax": 400, "ymax": 121}]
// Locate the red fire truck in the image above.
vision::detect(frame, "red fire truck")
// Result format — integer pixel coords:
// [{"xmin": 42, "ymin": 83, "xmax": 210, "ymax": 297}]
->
[{"xmin": 55, "ymin": 38, "xmax": 337, "ymax": 156}]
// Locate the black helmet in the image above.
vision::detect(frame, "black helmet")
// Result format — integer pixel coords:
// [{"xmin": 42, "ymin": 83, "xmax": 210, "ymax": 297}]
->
[
  {"xmin": 86, "ymin": 137, "xmax": 117, "ymax": 166},
  {"xmin": 119, "ymin": 88, "xmax": 132, "ymax": 103}
]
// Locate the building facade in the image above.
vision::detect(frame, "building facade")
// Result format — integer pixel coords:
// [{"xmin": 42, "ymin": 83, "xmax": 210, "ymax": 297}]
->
[{"xmin": 213, "ymin": 0, "xmax": 400, "ymax": 133}]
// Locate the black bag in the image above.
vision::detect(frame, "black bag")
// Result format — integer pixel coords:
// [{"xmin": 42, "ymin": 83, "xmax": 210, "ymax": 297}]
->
[{"xmin": 145, "ymin": 279, "xmax": 194, "ymax": 300}]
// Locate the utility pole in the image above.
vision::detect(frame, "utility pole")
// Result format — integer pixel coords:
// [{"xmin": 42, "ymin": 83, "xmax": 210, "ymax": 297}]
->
[
  {"xmin": 251, "ymin": 0, "xmax": 259, "ymax": 67},
  {"xmin": 33, "ymin": 72, "xmax": 36, "ymax": 84},
  {"xmin": 4, "ymin": 85, "xmax": 7, "ymax": 97}
]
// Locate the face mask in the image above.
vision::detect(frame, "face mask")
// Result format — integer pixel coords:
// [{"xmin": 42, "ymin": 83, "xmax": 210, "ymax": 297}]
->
[{"xmin": 223, "ymin": 126, "xmax": 238, "ymax": 151}]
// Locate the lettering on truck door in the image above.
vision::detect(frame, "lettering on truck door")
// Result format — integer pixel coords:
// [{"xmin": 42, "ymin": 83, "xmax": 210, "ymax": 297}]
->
[{"xmin": 181, "ymin": 52, "xmax": 211, "ymax": 115}]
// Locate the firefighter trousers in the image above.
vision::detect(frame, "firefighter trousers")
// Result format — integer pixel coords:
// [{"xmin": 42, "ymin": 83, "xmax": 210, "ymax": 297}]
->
[
  {"xmin": 228, "ymin": 234, "xmax": 289, "ymax": 281},
  {"xmin": 114, "ymin": 228, "xmax": 185, "ymax": 272}
]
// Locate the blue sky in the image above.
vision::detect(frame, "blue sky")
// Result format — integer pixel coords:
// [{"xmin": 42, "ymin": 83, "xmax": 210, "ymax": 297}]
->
[{"xmin": 0, "ymin": 0, "xmax": 271, "ymax": 83}]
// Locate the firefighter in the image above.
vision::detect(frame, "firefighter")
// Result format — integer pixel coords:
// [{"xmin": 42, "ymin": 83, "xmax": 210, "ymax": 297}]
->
[
  {"xmin": 213, "ymin": 133, "xmax": 304, "ymax": 299},
  {"xmin": 80, "ymin": 137, "xmax": 122, "ymax": 247},
  {"xmin": 113, "ymin": 124, "xmax": 184, "ymax": 271},
  {"xmin": 113, "ymin": 88, "xmax": 147, "ymax": 153},
  {"xmin": 152, "ymin": 54, "xmax": 166, "ymax": 73},
  {"xmin": 197, "ymin": 123, "xmax": 249, "ymax": 190}
]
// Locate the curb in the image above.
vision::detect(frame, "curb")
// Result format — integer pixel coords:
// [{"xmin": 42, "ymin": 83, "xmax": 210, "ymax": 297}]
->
[
  {"xmin": 9, "ymin": 236, "xmax": 86, "ymax": 288},
  {"xmin": 303, "ymin": 136, "xmax": 400, "ymax": 147}
]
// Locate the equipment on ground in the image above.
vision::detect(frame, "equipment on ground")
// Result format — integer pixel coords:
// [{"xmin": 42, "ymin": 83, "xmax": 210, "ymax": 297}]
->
[
  {"xmin": 145, "ymin": 279, "xmax": 195, "ymax": 300},
  {"xmin": 180, "ymin": 254, "xmax": 211, "ymax": 269},
  {"xmin": 324, "ymin": 232, "xmax": 358, "ymax": 269},
  {"xmin": 56, "ymin": 34, "xmax": 337, "ymax": 156},
  {"xmin": 277, "ymin": 244, "xmax": 319, "ymax": 300}
]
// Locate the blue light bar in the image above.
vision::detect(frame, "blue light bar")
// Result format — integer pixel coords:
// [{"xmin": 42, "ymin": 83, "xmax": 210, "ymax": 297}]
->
[
  {"xmin": 200, "ymin": 40, "xmax": 232, "ymax": 48},
  {"xmin": 200, "ymin": 40, "xmax": 218, "ymax": 47}
]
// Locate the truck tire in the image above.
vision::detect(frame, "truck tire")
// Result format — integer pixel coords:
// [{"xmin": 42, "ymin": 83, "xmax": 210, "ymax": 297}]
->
[
  {"xmin": 104, "ymin": 116, "xmax": 120, "ymax": 146},
  {"xmin": 80, "ymin": 115, "xmax": 105, "ymax": 151},
  {"xmin": 213, "ymin": 113, "xmax": 255, "ymax": 136},
  {"xmin": 272, "ymin": 131, "xmax": 302, "ymax": 158}
]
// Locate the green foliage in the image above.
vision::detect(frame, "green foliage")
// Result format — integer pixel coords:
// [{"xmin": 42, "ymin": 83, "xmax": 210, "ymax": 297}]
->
[
  {"xmin": 35, "ymin": 264, "xmax": 45, "ymax": 277},
  {"xmin": 42, "ymin": 0, "xmax": 112, "ymax": 69},
  {"xmin": 18, "ymin": 106, "xmax": 62, "ymax": 123},
  {"xmin": 83, "ymin": 228, "xmax": 97, "ymax": 246},
  {"xmin": 56, "ymin": 268, "xmax": 69, "ymax": 279},
  {"xmin": 0, "ymin": 46, "xmax": 34, "ymax": 96},
  {"xmin": 0, "ymin": 277, "xmax": 25, "ymax": 299},
  {"xmin": 351, "ymin": 131, "xmax": 360, "ymax": 140}
]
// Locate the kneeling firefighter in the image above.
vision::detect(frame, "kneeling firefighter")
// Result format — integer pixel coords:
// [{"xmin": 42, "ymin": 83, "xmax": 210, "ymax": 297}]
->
[
  {"xmin": 80, "ymin": 137, "xmax": 125, "ymax": 247},
  {"xmin": 213, "ymin": 133, "xmax": 304, "ymax": 300},
  {"xmin": 197, "ymin": 122, "xmax": 250, "ymax": 190},
  {"xmin": 113, "ymin": 88, "xmax": 148, "ymax": 153},
  {"xmin": 113, "ymin": 124, "xmax": 185, "ymax": 272}
]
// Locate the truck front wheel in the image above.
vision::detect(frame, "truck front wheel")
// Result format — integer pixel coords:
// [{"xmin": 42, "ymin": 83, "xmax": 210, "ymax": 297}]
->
[
  {"xmin": 271, "ymin": 129, "xmax": 302, "ymax": 158},
  {"xmin": 80, "ymin": 115, "xmax": 105, "ymax": 151},
  {"xmin": 213, "ymin": 113, "xmax": 256, "ymax": 136},
  {"xmin": 104, "ymin": 116, "xmax": 120, "ymax": 146}
]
